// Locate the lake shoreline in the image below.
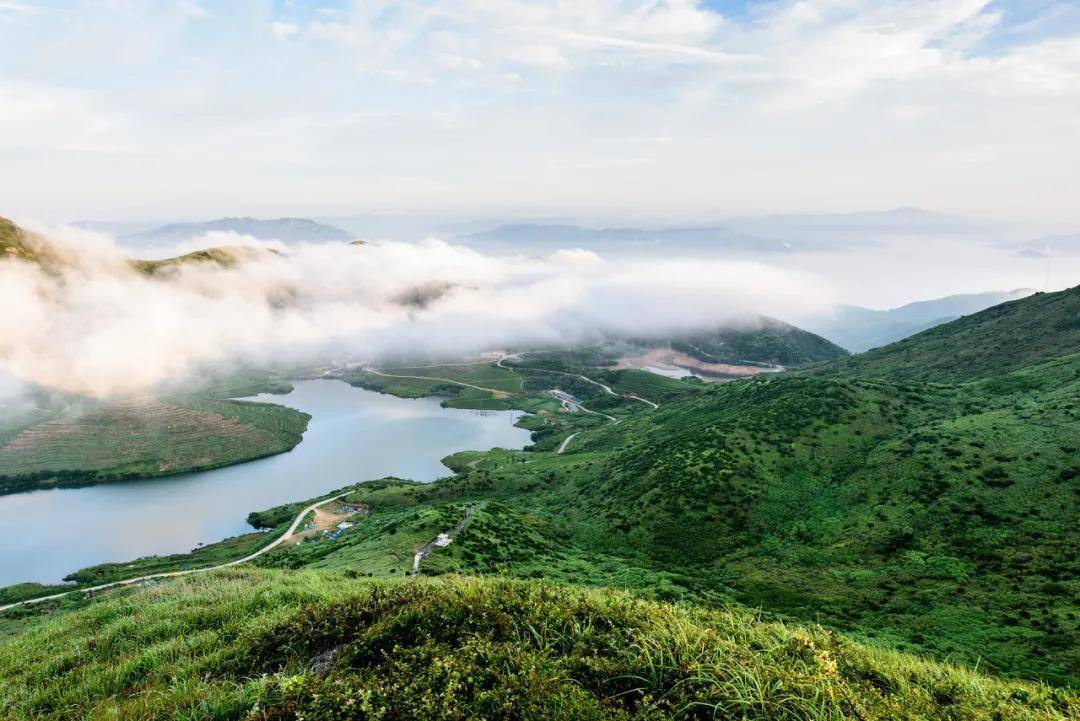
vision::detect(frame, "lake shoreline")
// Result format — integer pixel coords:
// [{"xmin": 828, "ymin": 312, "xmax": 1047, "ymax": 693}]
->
[{"xmin": 0, "ymin": 380, "xmax": 530, "ymax": 588}]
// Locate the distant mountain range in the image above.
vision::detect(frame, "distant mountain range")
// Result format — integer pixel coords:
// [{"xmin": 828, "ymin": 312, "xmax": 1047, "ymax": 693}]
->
[
  {"xmin": 1014, "ymin": 232, "xmax": 1080, "ymax": 258},
  {"xmin": 121, "ymin": 217, "xmax": 351, "ymax": 245},
  {"xmin": 450, "ymin": 209, "xmax": 1022, "ymax": 255},
  {"xmin": 726, "ymin": 206, "xmax": 993, "ymax": 232},
  {"xmin": 453, "ymin": 223, "xmax": 798, "ymax": 254},
  {"xmin": 804, "ymin": 288, "xmax": 1035, "ymax": 352}
]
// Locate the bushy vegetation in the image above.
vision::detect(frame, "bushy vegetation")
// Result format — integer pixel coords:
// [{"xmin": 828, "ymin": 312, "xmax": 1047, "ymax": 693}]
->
[
  {"xmin": 606, "ymin": 368, "xmax": 704, "ymax": 403},
  {"xmin": 670, "ymin": 315, "xmax": 848, "ymax": 366},
  {"xmin": 835, "ymin": 286, "xmax": 1080, "ymax": 381},
  {"xmin": 1, "ymin": 570, "xmax": 1074, "ymax": 721},
  {"xmin": 2, "ymin": 263, "xmax": 1078, "ymax": 716},
  {"xmin": 294, "ymin": 287, "xmax": 1080, "ymax": 686}
]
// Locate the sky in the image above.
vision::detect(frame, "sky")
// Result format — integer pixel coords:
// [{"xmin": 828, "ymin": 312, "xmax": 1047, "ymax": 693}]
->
[{"xmin": 1, "ymin": 0, "xmax": 1079, "ymax": 223}]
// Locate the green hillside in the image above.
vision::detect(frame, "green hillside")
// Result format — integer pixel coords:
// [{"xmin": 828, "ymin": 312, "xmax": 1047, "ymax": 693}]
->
[
  {"xmin": 0, "ymin": 373, "xmax": 309, "ymax": 495},
  {"xmin": 238, "ymin": 287, "xmax": 1080, "ymax": 684},
  {"xmin": 1, "ymin": 570, "xmax": 1074, "ymax": 720},
  {"xmin": 835, "ymin": 286, "xmax": 1080, "ymax": 381},
  {"xmin": 2, "ymin": 282, "xmax": 1078, "ymax": 716},
  {"xmin": 671, "ymin": 315, "xmax": 849, "ymax": 366}
]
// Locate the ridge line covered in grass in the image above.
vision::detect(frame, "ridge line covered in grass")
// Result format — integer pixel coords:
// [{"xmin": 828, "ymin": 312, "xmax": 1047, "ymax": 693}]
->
[{"xmin": 0, "ymin": 569, "xmax": 1074, "ymax": 720}]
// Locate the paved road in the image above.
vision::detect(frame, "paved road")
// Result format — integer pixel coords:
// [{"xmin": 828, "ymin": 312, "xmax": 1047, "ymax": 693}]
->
[
  {"xmin": 412, "ymin": 505, "xmax": 476, "ymax": 575},
  {"xmin": 550, "ymin": 389, "xmax": 618, "ymax": 422},
  {"xmin": 498, "ymin": 352, "xmax": 659, "ymax": 409},
  {"xmin": 556, "ymin": 432, "xmax": 578, "ymax": 454},
  {"xmin": 625, "ymin": 394, "xmax": 660, "ymax": 409},
  {"xmin": 0, "ymin": 490, "xmax": 356, "ymax": 614}
]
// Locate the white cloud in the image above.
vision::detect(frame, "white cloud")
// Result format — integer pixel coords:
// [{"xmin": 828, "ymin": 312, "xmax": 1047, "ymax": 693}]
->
[
  {"xmin": 176, "ymin": 1, "xmax": 211, "ymax": 20},
  {"xmin": 0, "ymin": 1, "xmax": 1078, "ymax": 222},
  {"xmin": 270, "ymin": 21, "xmax": 300, "ymax": 39},
  {"xmin": 0, "ymin": 1, "xmax": 37, "ymax": 15},
  {"xmin": 0, "ymin": 226, "xmax": 833, "ymax": 397}
]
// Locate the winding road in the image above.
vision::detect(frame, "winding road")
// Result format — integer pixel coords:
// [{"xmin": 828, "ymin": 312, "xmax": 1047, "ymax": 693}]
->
[
  {"xmin": 365, "ymin": 368, "xmax": 511, "ymax": 398},
  {"xmin": 499, "ymin": 351, "xmax": 665, "ymax": 454},
  {"xmin": 0, "ymin": 490, "xmax": 356, "ymax": 614},
  {"xmin": 498, "ymin": 352, "xmax": 660, "ymax": 409}
]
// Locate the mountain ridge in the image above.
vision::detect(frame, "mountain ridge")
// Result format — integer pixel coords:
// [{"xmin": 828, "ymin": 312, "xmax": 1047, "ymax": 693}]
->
[
  {"xmin": 122, "ymin": 216, "xmax": 351, "ymax": 245},
  {"xmin": 805, "ymin": 288, "xmax": 1036, "ymax": 352}
]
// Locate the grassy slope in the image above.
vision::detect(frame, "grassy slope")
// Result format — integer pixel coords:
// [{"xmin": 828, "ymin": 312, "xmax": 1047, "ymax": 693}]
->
[
  {"xmin": 293, "ymin": 288, "xmax": 1080, "ymax": 684},
  {"xmin": 671, "ymin": 315, "xmax": 850, "ymax": 366},
  {"xmin": 2, "ymin": 249, "xmax": 1077, "ymax": 714},
  {"xmin": 0, "ymin": 373, "xmax": 309, "ymax": 495},
  {"xmin": 562, "ymin": 361, "xmax": 1079, "ymax": 682},
  {"xmin": 20, "ymin": 352, "xmax": 1072, "ymax": 685},
  {"xmin": 1, "ymin": 569, "xmax": 1074, "ymax": 721},
  {"xmin": 834, "ymin": 286, "xmax": 1080, "ymax": 381}
]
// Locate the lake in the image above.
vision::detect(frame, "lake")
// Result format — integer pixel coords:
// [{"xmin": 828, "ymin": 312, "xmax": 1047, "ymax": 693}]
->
[{"xmin": 0, "ymin": 380, "xmax": 531, "ymax": 586}]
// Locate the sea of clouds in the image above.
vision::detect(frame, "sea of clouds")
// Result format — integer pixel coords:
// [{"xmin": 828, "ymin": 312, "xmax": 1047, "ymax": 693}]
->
[{"xmin": 0, "ymin": 224, "xmax": 833, "ymax": 398}]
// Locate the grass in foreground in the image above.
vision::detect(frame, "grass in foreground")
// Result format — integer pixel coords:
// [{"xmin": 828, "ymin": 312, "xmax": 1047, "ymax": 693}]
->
[{"xmin": 1, "ymin": 569, "xmax": 1075, "ymax": 721}]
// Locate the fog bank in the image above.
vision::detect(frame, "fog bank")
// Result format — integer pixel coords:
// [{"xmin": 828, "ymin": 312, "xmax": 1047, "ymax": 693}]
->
[{"xmin": 0, "ymin": 225, "xmax": 833, "ymax": 398}]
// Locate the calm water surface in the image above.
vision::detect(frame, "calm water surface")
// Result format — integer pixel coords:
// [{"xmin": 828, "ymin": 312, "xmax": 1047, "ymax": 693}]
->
[{"xmin": 0, "ymin": 380, "xmax": 530, "ymax": 586}]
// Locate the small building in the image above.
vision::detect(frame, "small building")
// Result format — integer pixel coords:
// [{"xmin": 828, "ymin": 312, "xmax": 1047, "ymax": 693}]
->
[{"xmin": 433, "ymin": 533, "xmax": 453, "ymax": 547}]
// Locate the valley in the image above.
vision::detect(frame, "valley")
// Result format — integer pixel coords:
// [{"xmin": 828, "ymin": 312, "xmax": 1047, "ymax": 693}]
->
[
  {"xmin": 5, "ymin": 4, "xmax": 1079, "ymax": 717},
  {"xmin": 1, "ymin": 215, "xmax": 1077, "ymax": 718},
  {"xmin": 0, "ymin": 380, "xmax": 529, "ymax": 586},
  {"xmin": 2, "ymin": 287, "xmax": 1077, "ymax": 710}
]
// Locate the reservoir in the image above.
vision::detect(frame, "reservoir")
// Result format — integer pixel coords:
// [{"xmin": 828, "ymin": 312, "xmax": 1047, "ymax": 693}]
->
[{"xmin": 0, "ymin": 380, "xmax": 531, "ymax": 586}]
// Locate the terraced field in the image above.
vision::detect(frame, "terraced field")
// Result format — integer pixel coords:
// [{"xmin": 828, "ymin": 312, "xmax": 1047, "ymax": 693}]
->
[{"xmin": 0, "ymin": 396, "xmax": 309, "ymax": 494}]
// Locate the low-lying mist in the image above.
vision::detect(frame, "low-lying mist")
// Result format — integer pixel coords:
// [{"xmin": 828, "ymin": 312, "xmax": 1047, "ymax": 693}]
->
[{"xmin": 0, "ymin": 224, "xmax": 834, "ymax": 399}]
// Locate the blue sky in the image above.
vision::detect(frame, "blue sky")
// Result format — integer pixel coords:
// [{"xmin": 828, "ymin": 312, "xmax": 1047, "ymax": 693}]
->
[{"xmin": 0, "ymin": 1, "xmax": 1078, "ymax": 222}]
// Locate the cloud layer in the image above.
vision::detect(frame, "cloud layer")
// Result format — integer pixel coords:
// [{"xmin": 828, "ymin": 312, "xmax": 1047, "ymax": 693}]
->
[
  {"xmin": 0, "ymin": 1, "xmax": 1078, "ymax": 221},
  {"xmin": 0, "ymin": 227, "xmax": 831, "ymax": 398}
]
